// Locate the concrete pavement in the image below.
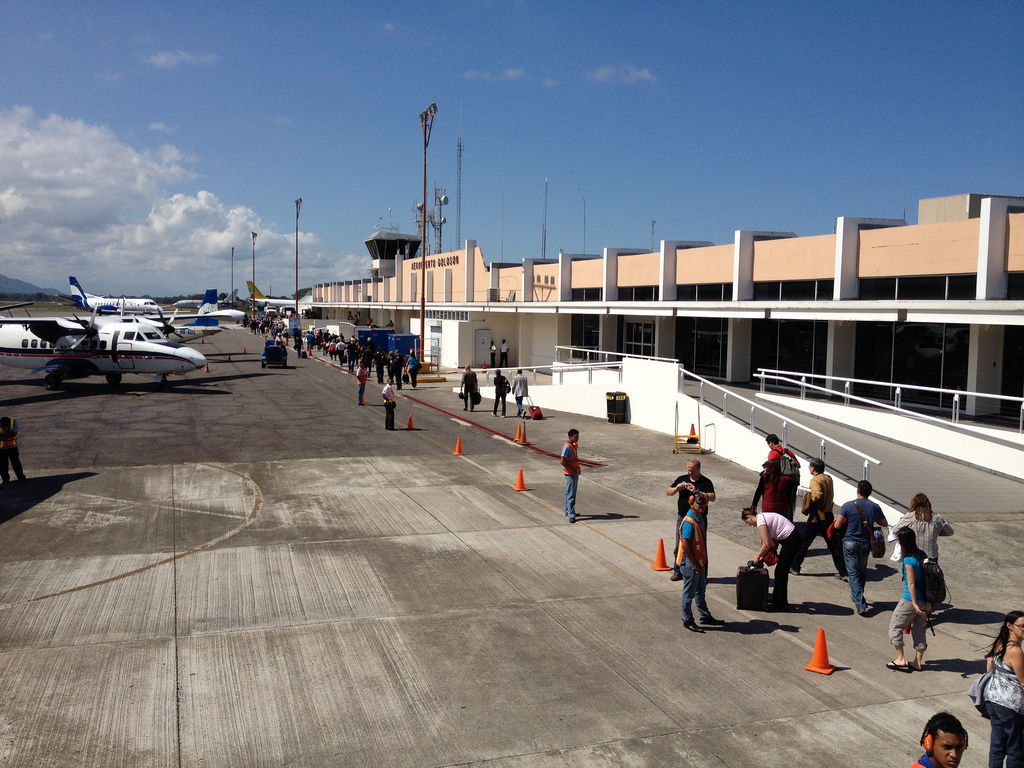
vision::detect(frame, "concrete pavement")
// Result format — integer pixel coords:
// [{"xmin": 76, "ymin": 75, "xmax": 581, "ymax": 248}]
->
[{"xmin": 0, "ymin": 329, "xmax": 1016, "ymax": 766}]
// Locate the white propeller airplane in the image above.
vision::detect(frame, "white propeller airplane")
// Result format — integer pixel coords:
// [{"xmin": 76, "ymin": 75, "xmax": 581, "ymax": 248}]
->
[
  {"xmin": 198, "ymin": 288, "xmax": 246, "ymax": 324},
  {"xmin": 0, "ymin": 310, "xmax": 207, "ymax": 390},
  {"xmin": 246, "ymin": 281, "xmax": 309, "ymax": 314}
]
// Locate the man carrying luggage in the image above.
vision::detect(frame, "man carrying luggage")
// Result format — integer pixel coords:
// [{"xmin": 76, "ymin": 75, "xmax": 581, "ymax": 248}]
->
[{"xmin": 677, "ymin": 492, "xmax": 724, "ymax": 632}]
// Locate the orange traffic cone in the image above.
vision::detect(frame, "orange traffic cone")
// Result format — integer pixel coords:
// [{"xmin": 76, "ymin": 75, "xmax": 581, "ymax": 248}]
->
[
  {"xmin": 406, "ymin": 414, "xmax": 415, "ymax": 430},
  {"xmin": 513, "ymin": 469, "xmax": 528, "ymax": 491},
  {"xmin": 242, "ymin": 347, "xmax": 247, "ymax": 354},
  {"xmin": 804, "ymin": 628, "xmax": 836, "ymax": 675},
  {"xmin": 686, "ymin": 423, "xmax": 699, "ymax": 444},
  {"xmin": 650, "ymin": 539, "xmax": 673, "ymax": 571},
  {"xmin": 516, "ymin": 421, "xmax": 529, "ymax": 444},
  {"xmin": 453, "ymin": 437, "xmax": 464, "ymax": 455},
  {"xmin": 513, "ymin": 423, "xmax": 523, "ymax": 444},
  {"xmin": 204, "ymin": 363, "xmax": 209, "ymax": 373}
]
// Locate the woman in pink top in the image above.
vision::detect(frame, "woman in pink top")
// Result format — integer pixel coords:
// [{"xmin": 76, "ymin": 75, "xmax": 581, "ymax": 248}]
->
[{"xmin": 742, "ymin": 507, "xmax": 799, "ymax": 612}]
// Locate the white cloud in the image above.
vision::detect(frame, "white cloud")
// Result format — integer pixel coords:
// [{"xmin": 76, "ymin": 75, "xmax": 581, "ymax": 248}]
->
[
  {"xmin": 463, "ymin": 70, "xmax": 491, "ymax": 80},
  {"xmin": 145, "ymin": 50, "xmax": 219, "ymax": 69},
  {"xmin": 588, "ymin": 63, "xmax": 655, "ymax": 85},
  {"xmin": 149, "ymin": 122, "xmax": 175, "ymax": 133},
  {"xmin": 542, "ymin": 77, "xmax": 558, "ymax": 89},
  {"xmin": 502, "ymin": 68, "xmax": 524, "ymax": 81},
  {"xmin": 0, "ymin": 107, "xmax": 361, "ymax": 295}
]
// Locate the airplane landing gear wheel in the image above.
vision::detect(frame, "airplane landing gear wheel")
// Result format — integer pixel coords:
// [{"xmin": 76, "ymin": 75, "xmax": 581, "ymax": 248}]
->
[
  {"xmin": 43, "ymin": 373, "xmax": 62, "ymax": 390},
  {"xmin": 105, "ymin": 373, "xmax": 122, "ymax": 386},
  {"xmin": 155, "ymin": 375, "xmax": 168, "ymax": 390}
]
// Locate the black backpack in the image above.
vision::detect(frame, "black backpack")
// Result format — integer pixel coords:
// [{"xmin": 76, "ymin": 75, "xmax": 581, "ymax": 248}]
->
[{"xmin": 921, "ymin": 558, "xmax": 947, "ymax": 605}]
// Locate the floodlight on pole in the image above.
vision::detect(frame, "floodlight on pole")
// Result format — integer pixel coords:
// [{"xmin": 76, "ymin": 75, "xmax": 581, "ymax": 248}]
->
[
  {"xmin": 251, "ymin": 232, "xmax": 258, "ymax": 315},
  {"xmin": 418, "ymin": 102, "xmax": 437, "ymax": 364},
  {"xmin": 294, "ymin": 198, "xmax": 302, "ymax": 318}
]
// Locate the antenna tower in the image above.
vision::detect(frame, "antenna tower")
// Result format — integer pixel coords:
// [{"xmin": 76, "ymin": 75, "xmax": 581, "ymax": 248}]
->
[{"xmin": 456, "ymin": 137, "xmax": 463, "ymax": 248}]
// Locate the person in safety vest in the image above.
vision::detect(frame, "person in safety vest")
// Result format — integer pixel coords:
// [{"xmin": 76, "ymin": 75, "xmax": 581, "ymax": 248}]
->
[
  {"xmin": 909, "ymin": 712, "xmax": 968, "ymax": 768},
  {"xmin": 0, "ymin": 416, "xmax": 27, "ymax": 484},
  {"xmin": 677, "ymin": 492, "xmax": 724, "ymax": 632},
  {"xmin": 560, "ymin": 428, "xmax": 581, "ymax": 523}
]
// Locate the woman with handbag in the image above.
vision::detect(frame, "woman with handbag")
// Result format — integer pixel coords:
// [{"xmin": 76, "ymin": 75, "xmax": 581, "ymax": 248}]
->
[
  {"xmin": 985, "ymin": 610, "xmax": 1024, "ymax": 767},
  {"xmin": 886, "ymin": 528, "xmax": 930, "ymax": 672}
]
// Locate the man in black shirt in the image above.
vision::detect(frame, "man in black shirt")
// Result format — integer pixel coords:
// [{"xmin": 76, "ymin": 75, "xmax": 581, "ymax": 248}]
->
[{"xmin": 666, "ymin": 458, "xmax": 716, "ymax": 581}]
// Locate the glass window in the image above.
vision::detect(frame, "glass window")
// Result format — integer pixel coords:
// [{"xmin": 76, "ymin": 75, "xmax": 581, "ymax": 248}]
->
[
  {"xmin": 144, "ymin": 331, "xmax": 161, "ymax": 340},
  {"xmin": 753, "ymin": 282, "xmax": 780, "ymax": 301},
  {"xmin": 779, "ymin": 281, "xmax": 818, "ymax": 300},
  {"xmin": 751, "ymin": 320, "xmax": 828, "ymax": 381},
  {"xmin": 859, "ymin": 278, "xmax": 896, "ymax": 300},
  {"xmin": 1002, "ymin": 326, "xmax": 1024, "ymax": 416},
  {"xmin": 570, "ymin": 314, "xmax": 600, "ymax": 358},
  {"xmin": 676, "ymin": 317, "xmax": 727, "ymax": 378},
  {"xmin": 623, "ymin": 320, "xmax": 655, "ymax": 357},
  {"xmin": 31, "ymin": 339, "xmax": 38, "ymax": 348},
  {"xmin": 897, "ymin": 275, "xmax": 946, "ymax": 300},
  {"xmin": 570, "ymin": 287, "xmax": 602, "ymax": 301},
  {"xmin": 676, "ymin": 284, "xmax": 698, "ymax": 301},
  {"xmin": 21, "ymin": 339, "xmax": 28, "ymax": 348},
  {"xmin": 946, "ymin": 275, "xmax": 975, "ymax": 300},
  {"xmin": 1007, "ymin": 273, "xmax": 1024, "ymax": 299}
]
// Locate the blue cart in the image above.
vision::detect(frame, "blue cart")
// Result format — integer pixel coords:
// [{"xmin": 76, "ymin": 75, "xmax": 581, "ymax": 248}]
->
[{"xmin": 261, "ymin": 341, "xmax": 288, "ymax": 368}]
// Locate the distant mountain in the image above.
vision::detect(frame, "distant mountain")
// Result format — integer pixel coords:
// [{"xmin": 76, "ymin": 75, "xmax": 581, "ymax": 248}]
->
[{"xmin": 0, "ymin": 274, "xmax": 60, "ymax": 296}]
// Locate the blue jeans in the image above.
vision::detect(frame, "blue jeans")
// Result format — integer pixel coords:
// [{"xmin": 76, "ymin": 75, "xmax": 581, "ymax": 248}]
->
[
  {"xmin": 357, "ymin": 383, "xmax": 365, "ymax": 404},
  {"xmin": 842, "ymin": 538, "xmax": 870, "ymax": 612},
  {"xmin": 564, "ymin": 473, "xmax": 579, "ymax": 518},
  {"xmin": 679, "ymin": 560, "xmax": 710, "ymax": 622},
  {"xmin": 515, "ymin": 396, "xmax": 524, "ymax": 416},
  {"xmin": 987, "ymin": 701, "xmax": 1024, "ymax": 768}
]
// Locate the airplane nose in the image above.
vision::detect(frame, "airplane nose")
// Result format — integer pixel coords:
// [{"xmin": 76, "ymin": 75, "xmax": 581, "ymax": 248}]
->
[{"xmin": 185, "ymin": 347, "xmax": 207, "ymax": 370}]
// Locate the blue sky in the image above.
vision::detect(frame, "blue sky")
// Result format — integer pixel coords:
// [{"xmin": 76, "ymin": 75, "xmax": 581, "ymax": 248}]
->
[{"xmin": 1, "ymin": 1, "xmax": 1021, "ymax": 296}]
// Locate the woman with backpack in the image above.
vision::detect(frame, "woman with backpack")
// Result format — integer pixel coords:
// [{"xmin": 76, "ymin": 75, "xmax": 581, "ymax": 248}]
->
[
  {"xmin": 750, "ymin": 459, "xmax": 794, "ymax": 521},
  {"xmin": 985, "ymin": 610, "xmax": 1024, "ymax": 767},
  {"xmin": 886, "ymin": 528, "xmax": 930, "ymax": 672}
]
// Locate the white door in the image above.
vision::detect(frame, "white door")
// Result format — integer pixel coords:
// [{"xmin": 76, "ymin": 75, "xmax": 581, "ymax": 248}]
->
[{"xmin": 475, "ymin": 329, "xmax": 491, "ymax": 367}]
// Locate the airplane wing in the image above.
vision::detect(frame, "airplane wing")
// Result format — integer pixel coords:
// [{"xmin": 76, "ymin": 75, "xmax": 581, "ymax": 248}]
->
[
  {"xmin": 0, "ymin": 302, "xmax": 33, "ymax": 312},
  {"xmin": 0, "ymin": 317, "xmax": 92, "ymax": 345}
]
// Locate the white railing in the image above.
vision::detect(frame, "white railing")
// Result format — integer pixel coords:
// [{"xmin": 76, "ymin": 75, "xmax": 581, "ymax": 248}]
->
[
  {"xmin": 756, "ymin": 369, "xmax": 1024, "ymax": 434},
  {"xmin": 679, "ymin": 367, "xmax": 881, "ymax": 480},
  {"xmin": 478, "ymin": 361, "xmax": 622, "ymax": 387},
  {"xmin": 554, "ymin": 345, "xmax": 678, "ymax": 365}
]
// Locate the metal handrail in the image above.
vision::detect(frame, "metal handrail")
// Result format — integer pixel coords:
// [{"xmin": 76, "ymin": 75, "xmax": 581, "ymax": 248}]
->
[
  {"xmin": 680, "ymin": 366, "xmax": 880, "ymax": 479},
  {"xmin": 554, "ymin": 345, "xmax": 678, "ymax": 364},
  {"xmin": 755, "ymin": 371, "xmax": 1024, "ymax": 441},
  {"xmin": 757, "ymin": 368, "xmax": 1024, "ymax": 434},
  {"xmin": 477, "ymin": 361, "xmax": 622, "ymax": 386}
]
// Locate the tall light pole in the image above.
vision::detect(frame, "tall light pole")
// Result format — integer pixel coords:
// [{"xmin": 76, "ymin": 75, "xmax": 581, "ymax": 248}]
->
[
  {"xmin": 294, "ymin": 198, "xmax": 302, "ymax": 318},
  {"xmin": 419, "ymin": 102, "xmax": 437, "ymax": 364},
  {"xmin": 251, "ymin": 231, "xmax": 258, "ymax": 316},
  {"xmin": 230, "ymin": 246, "xmax": 234, "ymax": 303}
]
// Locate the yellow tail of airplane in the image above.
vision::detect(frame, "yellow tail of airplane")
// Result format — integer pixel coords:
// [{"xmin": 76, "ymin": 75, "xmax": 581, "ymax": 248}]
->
[{"xmin": 246, "ymin": 281, "xmax": 269, "ymax": 300}]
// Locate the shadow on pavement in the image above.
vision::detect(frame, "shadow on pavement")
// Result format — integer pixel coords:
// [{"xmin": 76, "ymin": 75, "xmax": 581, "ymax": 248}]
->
[{"xmin": 0, "ymin": 471, "xmax": 97, "ymax": 525}]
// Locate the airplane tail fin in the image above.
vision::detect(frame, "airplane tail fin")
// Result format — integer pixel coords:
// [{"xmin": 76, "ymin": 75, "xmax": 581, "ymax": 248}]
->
[
  {"xmin": 68, "ymin": 276, "xmax": 91, "ymax": 309},
  {"xmin": 246, "ymin": 281, "xmax": 269, "ymax": 300},
  {"xmin": 198, "ymin": 289, "xmax": 219, "ymax": 315}
]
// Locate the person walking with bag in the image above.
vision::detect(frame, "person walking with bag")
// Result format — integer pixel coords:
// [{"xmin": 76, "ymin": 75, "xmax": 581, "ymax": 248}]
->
[
  {"xmin": 492, "ymin": 369, "xmax": 509, "ymax": 417},
  {"xmin": 790, "ymin": 458, "xmax": 846, "ymax": 579},
  {"xmin": 886, "ymin": 528, "xmax": 931, "ymax": 672},
  {"xmin": 511, "ymin": 369, "xmax": 529, "ymax": 418},
  {"xmin": 985, "ymin": 610, "xmax": 1024, "ymax": 767},
  {"xmin": 460, "ymin": 365, "xmax": 479, "ymax": 412},
  {"xmin": 833, "ymin": 480, "xmax": 887, "ymax": 616}
]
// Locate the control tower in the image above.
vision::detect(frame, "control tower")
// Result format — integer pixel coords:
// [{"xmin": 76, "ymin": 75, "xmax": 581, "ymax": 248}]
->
[{"xmin": 364, "ymin": 228, "xmax": 421, "ymax": 280}]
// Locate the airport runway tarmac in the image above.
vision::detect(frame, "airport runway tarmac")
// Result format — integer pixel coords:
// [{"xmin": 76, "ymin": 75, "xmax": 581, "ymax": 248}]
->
[{"xmin": 0, "ymin": 328, "xmax": 1012, "ymax": 766}]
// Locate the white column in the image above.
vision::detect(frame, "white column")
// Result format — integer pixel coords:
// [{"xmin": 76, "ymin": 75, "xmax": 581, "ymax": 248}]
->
[
  {"xmin": 522, "ymin": 259, "xmax": 535, "ymax": 302},
  {"xmin": 977, "ymin": 197, "xmax": 1011, "ymax": 300},
  {"xmin": 602, "ymin": 248, "xmax": 619, "ymax": 302},
  {"xmin": 725, "ymin": 318, "xmax": 751, "ymax": 382},
  {"xmin": 408, "ymin": 273, "xmax": 417, "ymax": 305},
  {"xmin": 463, "ymin": 239, "xmax": 476, "ymax": 302},
  {"xmin": 826, "ymin": 321, "xmax": 856, "ymax": 384},
  {"xmin": 557, "ymin": 251, "xmax": 572, "ymax": 302},
  {"xmin": 966, "ymin": 325, "xmax": 1004, "ymax": 415},
  {"xmin": 395, "ymin": 250, "xmax": 405, "ymax": 304},
  {"xmin": 382, "ymin": 277, "xmax": 391, "ymax": 302},
  {"xmin": 659, "ymin": 241, "xmax": 679, "ymax": 301},
  {"xmin": 834, "ymin": 217, "xmax": 907, "ymax": 300},
  {"xmin": 732, "ymin": 231, "xmax": 755, "ymax": 301}
]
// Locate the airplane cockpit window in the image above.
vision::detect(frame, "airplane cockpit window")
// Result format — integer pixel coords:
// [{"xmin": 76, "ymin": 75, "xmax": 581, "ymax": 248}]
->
[
  {"xmin": 100, "ymin": 341, "xmax": 107, "ymax": 350},
  {"xmin": 123, "ymin": 332, "xmax": 137, "ymax": 341},
  {"xmin": 143, "ymin": 331, "xmax": 161, "ymax": 340}
]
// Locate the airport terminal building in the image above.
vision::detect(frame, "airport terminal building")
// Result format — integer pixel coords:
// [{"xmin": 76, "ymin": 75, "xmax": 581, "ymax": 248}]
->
[{"xmin": 311, "ymin": 193, "xmax": 1024, "ymax": 417}]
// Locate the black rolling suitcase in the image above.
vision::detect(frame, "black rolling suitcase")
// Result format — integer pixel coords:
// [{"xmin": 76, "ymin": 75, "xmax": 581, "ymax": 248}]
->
[{"xmin": 736, "ymin": 564, "xmax": 769, "ymax": 611}]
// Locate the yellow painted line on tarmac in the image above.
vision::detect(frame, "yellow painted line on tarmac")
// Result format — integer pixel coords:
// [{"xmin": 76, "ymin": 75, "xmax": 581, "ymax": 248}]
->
[{"xmin": 0, "ymin": 463, "xmax": 262, "ymax": 611}]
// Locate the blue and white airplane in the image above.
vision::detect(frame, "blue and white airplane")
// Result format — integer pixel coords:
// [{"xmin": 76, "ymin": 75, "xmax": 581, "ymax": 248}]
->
[
  {"xmin": 63, "ymin": 276, "xmax": 163, "ymax": 315},
  {"xmin": 197, "ymin": 289, "xmax": 246, "ymax": 324}
]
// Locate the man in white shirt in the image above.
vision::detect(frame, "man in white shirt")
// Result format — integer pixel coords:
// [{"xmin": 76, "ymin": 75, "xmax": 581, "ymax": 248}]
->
[{"xmin": 382, "ymin": 378, "xmax": 396, "ymax": 430}]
